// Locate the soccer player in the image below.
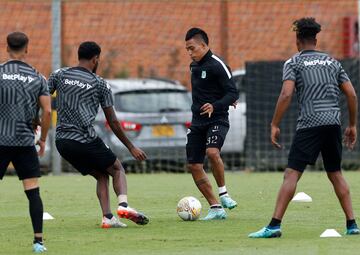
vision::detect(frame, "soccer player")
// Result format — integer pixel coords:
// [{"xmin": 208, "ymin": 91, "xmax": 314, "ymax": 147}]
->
[
  {"xmin": 249, "ymin": 17, "xmax": 359, "ymax": 238},
  {"xmin": 48, "ymin": 41, "xmax": 149, "ymax": 228},
  {"xmin": 0, "ymin": 32, "xmax": 51, "ymax": 253},
  {"xmin": 185, "ymin": 28, "xmax": 239, "ymax": 220}
]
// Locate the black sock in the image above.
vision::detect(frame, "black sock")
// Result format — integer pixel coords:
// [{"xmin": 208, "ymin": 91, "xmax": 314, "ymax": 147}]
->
[
  {"xmin": 210, "ymin": 204, "xmax": 222, "ymax": 209},
  {"xmin": 347, "ymin": 219, "xmax": 356, "ymax": 228},
  {"xmin": 119, "ymin": 202, "xmax": 128, "ymax": 208},
  {"xmin": 33, "ymin": 236, "xmax": 43, "ymax": 244},
  {"xmin": 268, "ymin": 218, "xmax": 281, "ymax": 228},
  {"xmin": 104, "ymin": 213, "xmax": 113, "ymax": 220},
  {"xmin": 25, "ymin": 188, "xmax": 43, "ymax": 235},
  {"xmin": 219, "ymin": 191, "xmax": 228, "ymax": 197}
]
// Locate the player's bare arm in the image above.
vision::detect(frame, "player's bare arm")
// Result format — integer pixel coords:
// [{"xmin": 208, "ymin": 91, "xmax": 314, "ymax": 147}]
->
[
  {"xmin": 103, "ymin": 106, "xmax": 147, "ymax": 161},
  {"xmin": 270, "ymin": 80, "xmax": 295, "ymax": 148},
  {"xmin": 36, "ymin": 95, "xmax": 51, "ymax": 156},
  {"xmin": 340, "ymin": 81, "xmax": 358, "ymax": 150}
]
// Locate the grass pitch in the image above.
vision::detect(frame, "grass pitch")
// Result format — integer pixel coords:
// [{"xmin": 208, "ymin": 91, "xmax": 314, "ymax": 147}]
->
[{"xmin": 1, "ymin": 171, "xmax": 360, "ymax": 255}]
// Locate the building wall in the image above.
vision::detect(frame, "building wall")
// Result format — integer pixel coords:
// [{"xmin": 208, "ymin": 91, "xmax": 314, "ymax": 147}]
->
[{"xmin": 0, "ymin": 0, "xmax": 357, "ymax": 87}]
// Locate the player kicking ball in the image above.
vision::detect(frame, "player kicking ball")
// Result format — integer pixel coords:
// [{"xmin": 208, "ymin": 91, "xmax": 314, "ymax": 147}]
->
[
  {"xmin": 185, "ymin": 28, "xmax": 239, "ymax": 220},
  {"xmin": 48, "ymin": 41, "xmax": 149, "ymax": 228},
  {"xmin": 249, "ymin": 17, "xmax": 359, "ymax": 238}
]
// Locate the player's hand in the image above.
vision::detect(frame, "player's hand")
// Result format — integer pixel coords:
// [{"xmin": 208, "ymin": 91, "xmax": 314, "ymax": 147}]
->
[
  {"xmin": 200, "ymin": 103, "xmax": 214, "ymax": 118},
  {"xmin": 344, "ymin": 126, "xmax": 357, "ymax": 150},
  {"xmin": 36, "ymin": 139, "xmax": 46, "ymax": 157},
  {"xmin": 270, "ymin": 124, "xmax": 281, "ymax": 149},
  {"xmin": 231, "ymin": 101, "xmax": 238, "ymax": 109},
  {"xmin": 130, "ymin": 147, "xmax": 147, "ymax": 161}
]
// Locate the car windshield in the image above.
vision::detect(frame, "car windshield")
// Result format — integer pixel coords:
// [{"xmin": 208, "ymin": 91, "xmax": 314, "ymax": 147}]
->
[{"xmin": 114, "ymin": 89, "xmax": 191, "ymax": 113}]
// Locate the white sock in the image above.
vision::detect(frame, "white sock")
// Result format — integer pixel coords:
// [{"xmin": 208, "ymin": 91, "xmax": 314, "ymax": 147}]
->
[
  {"xmin": 118, "ymin": 195, "xmax": 128, "ymax": 205},
  {"xmin": 219, "ymin": 186, "xmax": 228, "ymax": 197}
]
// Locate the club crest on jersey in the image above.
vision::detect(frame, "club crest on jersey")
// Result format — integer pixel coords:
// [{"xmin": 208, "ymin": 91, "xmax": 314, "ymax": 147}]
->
[{"xmin": 201, "ymin": 70, "xmax": 206, "ymax": 79}]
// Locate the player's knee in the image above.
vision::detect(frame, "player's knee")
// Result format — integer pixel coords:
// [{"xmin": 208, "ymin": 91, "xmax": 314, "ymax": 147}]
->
[
  {"xmin": 206, "ymin": 148, "xmax": 220, "ymax": 161},
  {"xmin": 187, "ymin": 164, "xmax": 200, "ymax": 173},
  {"xmin": 283, "ymin": 168, "xmax": 301, "ymax": 182}
]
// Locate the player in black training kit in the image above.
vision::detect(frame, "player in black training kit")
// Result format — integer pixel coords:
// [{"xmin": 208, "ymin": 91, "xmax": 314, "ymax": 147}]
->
[
  {"xmin": 0, "ymin": 32, "xmax": 51, "ymax": 253},
  {"xmin": 185, "ymin": 28, "xmax": 239, "ymax": 220},
  {"xmin": 48, "ymin": 42, "xmax": 149, "ymax": 228},
  {"xmin": 249, "ymin": 17, "xmax": 359, "ymax": 238}
]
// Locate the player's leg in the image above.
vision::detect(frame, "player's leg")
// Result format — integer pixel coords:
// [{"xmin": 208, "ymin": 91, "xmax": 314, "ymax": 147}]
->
[
  {"xmin": 322, "ymin": 125, "xmax": 359, "ymax": 235},
  {"xmin": 56, "ymin": 138, "xmax": 126, "ymax": 228},
  {"xmin": 249, "ymin": 128, "xmax": 320, "ymax": 238},
  {"xmin": 101, "ymin": 159, "xmax": 148, "ymax": 226},
  {"xmin": 187, "ymin": 163, "xmax": 218, "ymax": 206},
  {"xmin": 90, "ymin": 170, "xmax": 126, "ymax": 228},
  {"xmin": 13, "ymin": 146, "xmax": 46, "ymax": 253},
  {"xmin": 186, "ymin": 125, "xmax": 226, "ymax": 220},
  {"xmin": 206, "ymin": 123, "xmax": 236, "ymax": 209}
]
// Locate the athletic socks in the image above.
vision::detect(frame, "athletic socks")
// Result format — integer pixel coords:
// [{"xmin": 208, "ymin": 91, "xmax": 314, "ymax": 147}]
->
[
  {"xmin": 118, "ymin": 195, "xmax": 128, "ymax": 206},
  {"xmin": 347, "ymin": 219, "xmax": 357, "ymax": 229},
  {"xmin": 33, "ymin": 236, "xmax": 43, "ymax": 244},
  {"xmin": 268, "ymin": 218, "xmax": 281, "ymax": 229},
  {"xmin": 119, "ymin": 202, "xmax": 128, "ymax": 208},
  {"xmin": 218, "ymin": 186, "xmax": 228, "ymax": 197},
  {"xmin": 25, "ymin": 187, "xmax": 43, "ymax": 234},
  {"xmin": 210, "ymin": 204, "xmax": 222, "ymax": 209},
  {"xmin": 104, "ymin": 213, "xmax": 114, "ymax": 220}
]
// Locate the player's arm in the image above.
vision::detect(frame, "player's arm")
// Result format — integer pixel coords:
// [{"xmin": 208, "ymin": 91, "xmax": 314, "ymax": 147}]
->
[
  {"xmin": 200, "ymin": 63, "xmax": 238, "ymax": 117},
  {"xmin": 37, "ymin": 76, "xmax": 52, "ymax": 156},
  {"xmin": 103, "ymin": 106, "xmax": 147, "ymax": 161},
  {"xmin": 47, "ymin": 69, "xmax": 60, "ymax": 95},
  {"xmin": 340, "ymin": 81, "xmax": 358, "ymax": 149},
  {"xmin": 270, "ymin": 80, "xmax": 295, "ymax": 148}
]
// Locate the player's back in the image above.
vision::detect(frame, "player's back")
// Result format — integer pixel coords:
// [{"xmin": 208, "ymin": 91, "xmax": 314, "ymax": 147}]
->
[
  {"xmin": 0, "ymin": 60, "xmax": 48, "ymax": 146},
  {"xmin": 284, "ymin": 50, "xmax": 348, "ymax": 129},
  {"xmin": 48, "ymin": 67, "xmax": 113, "ymax": 143}
]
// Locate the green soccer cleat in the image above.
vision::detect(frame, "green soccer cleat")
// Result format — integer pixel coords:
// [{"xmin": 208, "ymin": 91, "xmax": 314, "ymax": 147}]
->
[
  {"xmin": 201, "ymin": 208, "xmax": 227, "ymax": 220},
  {"xmin": 248, "ymin": 226, "xmax": 282, "ymax": 238},
  {"xmin": 220, "ymin": 195, "xmax": 237, "ymax": 210},
  {"xmin": 33, "ymin": 243, "xmax": 47, "ymax": 253},
  {"xmin": 346, "ymin": 223, "xmax": 360, "ymax": 235}
]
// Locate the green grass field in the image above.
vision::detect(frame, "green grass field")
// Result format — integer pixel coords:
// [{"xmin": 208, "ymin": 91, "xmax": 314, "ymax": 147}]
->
[{"xmin": 1, "ymin": 171, "xmax": 360, "ymax": 255}]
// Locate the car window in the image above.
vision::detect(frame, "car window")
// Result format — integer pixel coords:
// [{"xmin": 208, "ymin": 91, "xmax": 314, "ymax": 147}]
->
[{"xmin": 114, "ymin": 89, "xmax": 191, "ymax": 113}]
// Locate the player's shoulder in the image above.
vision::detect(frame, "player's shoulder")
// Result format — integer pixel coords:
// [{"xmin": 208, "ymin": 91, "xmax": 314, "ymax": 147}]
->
[
  {"xmin": 94, "ymin": 74, "xmax": 111, "ymax": 89},
  {"xmin": 16, "ymin": 61, "xmax": 47, "ymax": 81},
  {"xmin": 210, "ymin": 53, "xmax": 227, "ymax": 67},
  {"xmin": 284, "ymin": 52, "xmax": 301, "ymax": 66},
  {"xmin": 51, "ymin": 67, "xmax": 71, "ymax": 77}
]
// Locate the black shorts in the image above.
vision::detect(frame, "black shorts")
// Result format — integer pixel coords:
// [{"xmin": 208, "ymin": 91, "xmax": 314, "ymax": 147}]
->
[
  {"xmin": 186, "ymin": 122, "xmax": 229, "ymax": 164},
  {"xmin": 288, "ymin": 125, "xmax": 342, "ymax": 172},
  {"xmin": 0, "ymin": 146, "xmax": 40, "ymax": 180},
  {"xmin": 56, "ymin": 137, "xmax": 117, "ymax": 175}
]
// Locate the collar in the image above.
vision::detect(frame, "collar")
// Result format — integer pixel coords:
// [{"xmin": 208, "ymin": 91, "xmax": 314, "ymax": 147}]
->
[{"xmin": 197, "ymin": 50, "xmax": 212, "ymax": 65}]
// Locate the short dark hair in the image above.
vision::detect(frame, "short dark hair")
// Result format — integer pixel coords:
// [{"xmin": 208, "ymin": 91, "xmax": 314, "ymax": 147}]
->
[
  {"xmin": 292, "ymin": 17, "xmax": 321, "ymax": 42},
  {"xmin": 7, "ymin": 32, "xmax": 29, "ymax": 51},
  {"xmin": 78, "ymin": 41, "xmax": 101, "ymax": 60},
  {"xmin": 185, "ymin": 27, "xmax": 209, "ymax": 45}
]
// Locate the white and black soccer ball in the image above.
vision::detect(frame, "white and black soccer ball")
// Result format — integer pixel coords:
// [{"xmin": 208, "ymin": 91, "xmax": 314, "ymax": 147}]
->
[{"xmin": 177, "ymin": 196, "xmax": 201, "ymax": 221}]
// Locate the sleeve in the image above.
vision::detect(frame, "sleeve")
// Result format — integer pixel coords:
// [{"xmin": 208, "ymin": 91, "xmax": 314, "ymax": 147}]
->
[
  {"xmin": 47, "ymin": 69, "xmax": 61, "ymax": 95},
  {"xmin": 211, "ymin": 62, "xmax": 239, "ymax": 112},
  {"xmin": 282, "ymin": 58, "xmax": 296, "ymax": 82},
  {"xmin": 98, "ymin": 78, "xmax": 114, "ymax": 108},
  {"xmin": 38, "ymin": 75, "xmax": 50, "ymax": 96},
  {"xmin": 337, "ymin": 63, "xmax": 350, "ymax": 85}
]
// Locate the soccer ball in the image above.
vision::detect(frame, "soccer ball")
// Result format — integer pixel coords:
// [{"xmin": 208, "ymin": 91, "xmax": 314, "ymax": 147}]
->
[{"xmin": 177, "ymin": 196, "xmax": 202, "ymax": 221}]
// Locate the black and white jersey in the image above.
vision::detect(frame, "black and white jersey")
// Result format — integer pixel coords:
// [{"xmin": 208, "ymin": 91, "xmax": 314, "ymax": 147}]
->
[
  {"xmin": 0, "ymin": 60, "xmax": 49, "ymax": 146},
  {"xmin": 48, "ymin": 67, "xmax": 113, "ymax": 143},
  {"xmin": 190, "ymin": 50, "xmax": 238, "ymax": 126},
  {"xmin": 283, "ymin": 50, "xmax": 350, "ymax": 130}
]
